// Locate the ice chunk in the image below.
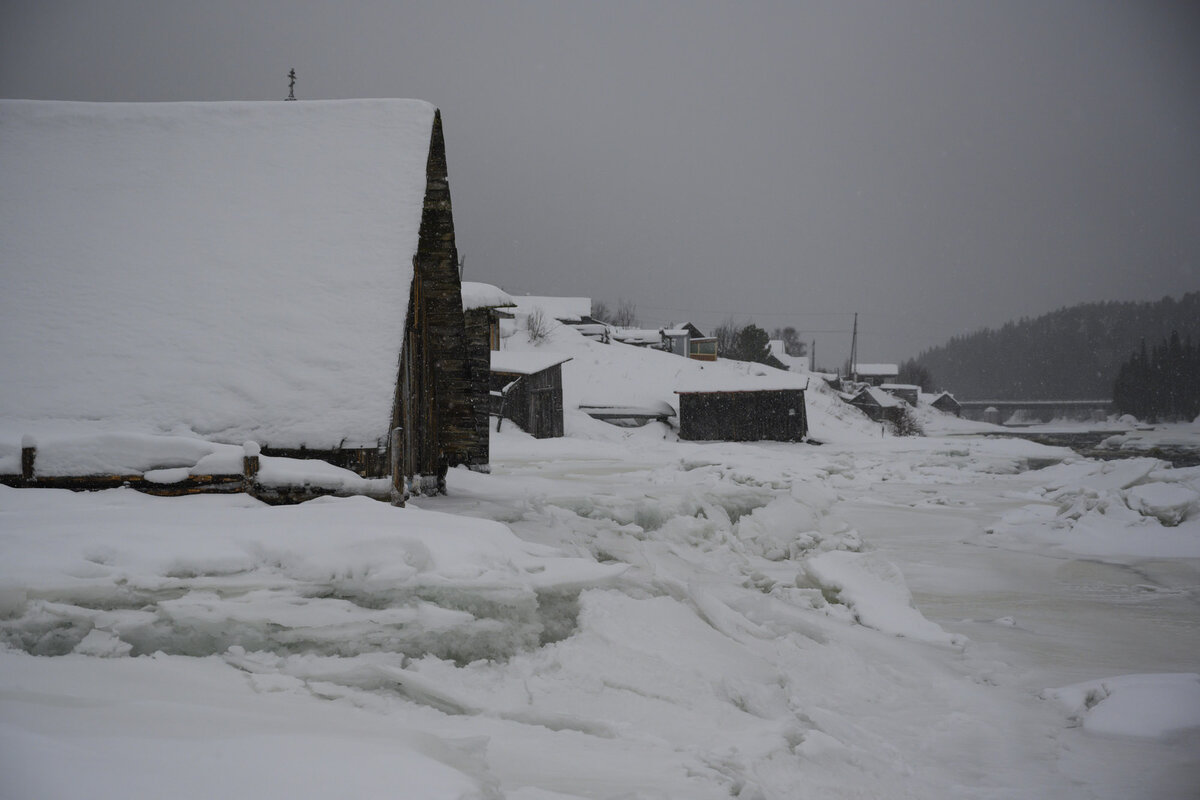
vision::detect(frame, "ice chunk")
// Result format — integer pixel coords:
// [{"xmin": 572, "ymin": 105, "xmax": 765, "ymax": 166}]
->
[
  {"xmin": 1124, "ymin": 482, "xmax": 1198, "ymax": 526},
  {"xmin": 73, "ymin": 628, "xmax": 132, "ymax": 658},
  {"xmin": 804, "ymin": 551, "xmax": 959, "ymax": 645}
]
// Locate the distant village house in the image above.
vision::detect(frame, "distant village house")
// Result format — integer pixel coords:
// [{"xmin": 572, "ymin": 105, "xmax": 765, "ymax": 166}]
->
[{"xmin": 852, "ymin": 363, "xmax": 900, "ymax": 386}]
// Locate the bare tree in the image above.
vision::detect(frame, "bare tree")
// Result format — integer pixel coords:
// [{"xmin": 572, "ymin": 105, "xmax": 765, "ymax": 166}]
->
[
  {"xmin": 713, "ymin": 317, "xmax": 740, "ymax": 358},
  {"xmin": 526, "ymin": 307, "xmax": 550, "ymax": 343},
  {"xmin": 771, "ymin": 326, "xmax": 806, "ymax": 357},
  {"xmin": 591, "ymin": 300, "xmax": 612, "ymax": 323},
  {"xmin": 612, "ymin": 298, "xmax": 638, "ymax": 327}
]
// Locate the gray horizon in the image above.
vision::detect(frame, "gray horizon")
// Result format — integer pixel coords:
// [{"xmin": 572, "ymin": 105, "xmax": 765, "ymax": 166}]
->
[{"xmin": 3, "ymin": 0, "xmax": 1198, "ymax": 364}]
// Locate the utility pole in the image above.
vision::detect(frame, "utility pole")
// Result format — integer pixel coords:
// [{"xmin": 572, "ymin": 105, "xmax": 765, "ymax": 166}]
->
[
  {"xmin": 286, "ymin": 68, "xmax": 297, "ymax": 101},
  {"xmin": 849, "ymin": 312, "xmax": 859, "ymax": 382}
]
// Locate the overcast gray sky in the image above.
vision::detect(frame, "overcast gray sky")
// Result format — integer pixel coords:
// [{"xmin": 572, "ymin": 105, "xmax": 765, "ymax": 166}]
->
[{"xmin": 3, "ymin": 0, "xmax": 1198, "ymax": 364}]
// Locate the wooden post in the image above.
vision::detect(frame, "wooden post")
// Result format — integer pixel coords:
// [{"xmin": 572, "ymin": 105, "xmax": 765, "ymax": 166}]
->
[
  {"xmin": 242, "ymin": 441, "xmax": 260, "ymax": 492},
  {"xmin": 390, "ymin": 427, "xmax": 406, "ymax": 506},
  {"xmin": 21, "ymin": 435, "xmax": 36, "ymax": 481}
]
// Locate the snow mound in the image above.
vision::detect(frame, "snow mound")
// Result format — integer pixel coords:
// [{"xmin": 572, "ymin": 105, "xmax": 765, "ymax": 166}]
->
[
  {"xmin": 1045, "ymin": 673, "xmax": 1200, "ymax": 739},
  {"xmin": 803, "ymin": 551, "xmax": 959, "ymax": 646}
]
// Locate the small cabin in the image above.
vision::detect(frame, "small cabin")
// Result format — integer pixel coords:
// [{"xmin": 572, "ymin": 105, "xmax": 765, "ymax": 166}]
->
[
  {"xmin": 491, "ymin": 352, "xmax": 573, "ymax": 439},
  {"xmin": 0, "ymin": 99, "xmax": 481, "ymax": 503},
  {"xmin": 849, "ymin": 386, "xmax": 904, "ymax": 425},
  {"xmin": 930, "ymin": 391, "xmax": 962, "ymax": 417},
  {"xmin": 852, "ymin": 363, "xmax": 899, "ymax": 386},
  {"xmin": 675, "ymin": 378, "xmax": 808, "ymax": 442}
]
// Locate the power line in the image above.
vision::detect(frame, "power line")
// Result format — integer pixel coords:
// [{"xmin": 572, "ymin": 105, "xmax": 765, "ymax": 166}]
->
[{"xmin": 637, "ymin": 303, "xmax": 853, "ymax": 318}]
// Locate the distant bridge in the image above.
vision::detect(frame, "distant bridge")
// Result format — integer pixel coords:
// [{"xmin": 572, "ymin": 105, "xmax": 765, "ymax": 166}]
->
[{"xmin": 958, "ymin": 399, "xmax": 1113, "ymax": 424}]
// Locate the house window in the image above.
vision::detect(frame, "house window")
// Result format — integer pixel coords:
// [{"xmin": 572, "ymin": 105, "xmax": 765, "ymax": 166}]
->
[{"xmin": 689, "ymin": 338, "xmax": 717, "ymax": 361}]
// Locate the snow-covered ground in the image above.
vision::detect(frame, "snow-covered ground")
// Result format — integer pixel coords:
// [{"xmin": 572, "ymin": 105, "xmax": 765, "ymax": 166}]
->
[{"xmin": 3, "ymin": 328, "xmax": 1199, "ymax": 798}]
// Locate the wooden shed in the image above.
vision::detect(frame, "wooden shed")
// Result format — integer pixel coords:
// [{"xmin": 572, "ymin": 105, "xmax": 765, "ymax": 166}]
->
[
  {"xmin": 930, "ymin": 391, "xmax": 962, "ymax": 417},
  {"xmin": 460, "ymin": 283, "xmax": 517, "ymax": 470},
  {"xmin": 852, "ymin": 363, "xmax": 900, "ymax": 386},
  {"xmin": 675, "ymin": 378, "xmax": 808, "ymax": 442},
  {"xmin": 491, "ymin": 352, "xmax": 573, "ymax": 439},
  {"xmin": 0, "ymin": 99, "xmax": 481, "ymax": 504},
  {"xmin": 849, "ymin": 386, "xmax": 904, "ymax": 425}
]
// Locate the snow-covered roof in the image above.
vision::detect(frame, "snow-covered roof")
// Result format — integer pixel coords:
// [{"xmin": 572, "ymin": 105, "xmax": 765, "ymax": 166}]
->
[
  {"xmin": 853, "ymin": 363, "xmax": 899, "ymax": 377},
  {"xmin": 852, "ymin": 387, "xmax": 901, "ymax": 408},
  {"xmin": 612, "ymin": 328, "xmax": 664, "ymax": 345},
  {"xmin": 0, "ymin": 99, "xmax": 437, "ymax": 449},
  {"xmin": 675, "ymin": 373, "xmax": 810, "ymax": 394},
  {"xmin": 510, "ymin": 296, "xmax": 592, "ymax": 323},
  {"xmin": 461, "ymin": 282, "xmax": 516, "ymax": 311},
  {"xmin": 880, "ymin": 384, "xmax": 920, "ymax": 392},
  {"xmin": 768, "ymin": 340, "xmax": 811, "ymax": 373},
  {"xmin": 491, "ymin": 351, "xmax": 573, "ymax": 376}
]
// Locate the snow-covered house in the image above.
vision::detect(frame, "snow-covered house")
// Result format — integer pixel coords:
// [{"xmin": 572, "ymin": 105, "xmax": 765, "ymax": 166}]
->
[
  {"xmin": 929, "ymin": 391, "xmax": 962, "ymax": 417},
  {"xmin": 852, "ymin": 363, "xmax": 900, "ymax": 386},
  {"xmin": 662, "ymin": 322, "xmax": 712, "ymax": 359},
  {"xmin": 848, "ymin": 386, "xmax": 904, "ymax": 425},
  {"xmin": 0, "ymin": 99, "xmax": 478, "ymax": 502}
]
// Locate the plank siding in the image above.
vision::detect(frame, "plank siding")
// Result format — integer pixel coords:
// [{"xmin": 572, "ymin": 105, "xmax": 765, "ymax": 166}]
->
[
  {"xmin": 462, "ymin": 307, "xmax": 495, "ymax": 469},
  {"xmin": 491, "ymin": 364, "xmax": 566, "ymax": 439},
  {"xmin": 677, "ymin": 389, "xmax": 807, "ymax": 442},
  {"xmin": 386, "ymin": 109, "xmax": 483, "ymax": 498}
]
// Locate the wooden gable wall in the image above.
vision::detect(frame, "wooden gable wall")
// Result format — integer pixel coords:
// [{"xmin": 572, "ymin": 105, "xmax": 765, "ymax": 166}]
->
[{"xmin": 391, "ymin": 110, "xmax": 479, "ymax": 498}]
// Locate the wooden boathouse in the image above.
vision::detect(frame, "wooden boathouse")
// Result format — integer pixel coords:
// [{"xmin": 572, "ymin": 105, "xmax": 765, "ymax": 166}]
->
[
  {"xmin": 675, "ymin": 376, "xmax": 809, "ymax": 442},
  {"xmin": 0, "ymin": 99, "xmax": 483, "ymax": 503}
]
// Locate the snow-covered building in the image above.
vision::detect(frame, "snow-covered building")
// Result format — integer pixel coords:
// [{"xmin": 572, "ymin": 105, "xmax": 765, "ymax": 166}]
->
[
  {"xmin": 490, "ymin": 352, "xmax": 573, "ymax": 439},
  {"xmin": 0, "ymin": 99, "xmax": 480, "ymax": 501},
  {"xmin": 929, "ymin": 391, "xmax": 962, "ymax": 417},
  {"xmin": 675, "ymin": 374, "xmax": 809, "ymax": 442},
  {"xmin": 852, "ymin": 363, "xmax": 900, "ymax": 386},
  {"xmin": 848, "ymin": 386, "xmax": 904, "ymax": 425}
]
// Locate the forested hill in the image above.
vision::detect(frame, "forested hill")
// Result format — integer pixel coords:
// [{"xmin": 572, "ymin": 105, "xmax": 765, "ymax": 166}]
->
[{"xmin": 914, "ymin": 292, "xmax": 1200, "ymax": 400}]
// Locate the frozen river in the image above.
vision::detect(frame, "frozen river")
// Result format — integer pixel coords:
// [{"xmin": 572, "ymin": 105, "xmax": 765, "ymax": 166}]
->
[
  {"xmin": 836, "ymin": 468, "xmax": 1200, "ymax": 687},
  {"xmin": 828, "ymin": 441, "xmax": 1200, "ymax": 798}
]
